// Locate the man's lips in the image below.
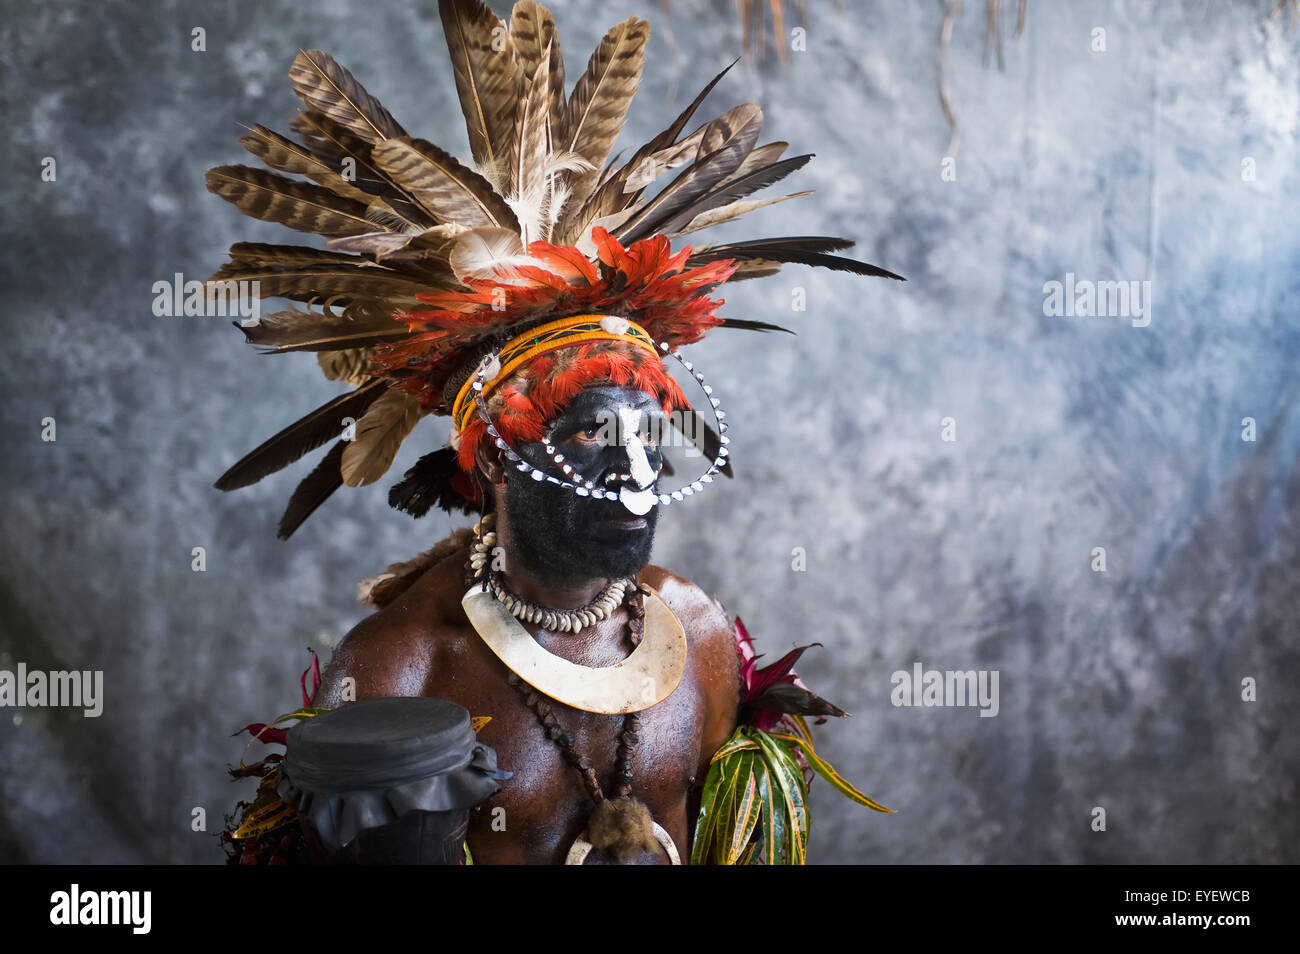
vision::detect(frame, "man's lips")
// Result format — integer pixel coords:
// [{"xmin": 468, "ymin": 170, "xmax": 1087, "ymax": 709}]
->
[
  {"xmin": 584, "ymin": 491, "xmax": 652, "ymax": 531},
  {"xmin": 600, "ymin": 514, "xmax": 648, "ymax": 530}
]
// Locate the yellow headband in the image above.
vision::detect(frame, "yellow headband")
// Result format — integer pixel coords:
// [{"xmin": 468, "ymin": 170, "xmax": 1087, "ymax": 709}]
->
[{"xmin": 451, "ymin": 313, "xmax": 660, "ymax": 432}]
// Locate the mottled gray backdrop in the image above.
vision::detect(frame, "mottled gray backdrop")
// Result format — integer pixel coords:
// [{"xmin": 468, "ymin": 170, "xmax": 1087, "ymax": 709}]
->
[{"xmin": 1, "ymin": 0, "xmax": 1297, "ymax": 864}]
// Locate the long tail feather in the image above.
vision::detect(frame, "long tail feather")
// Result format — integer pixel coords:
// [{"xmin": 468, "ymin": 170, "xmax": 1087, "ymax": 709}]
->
[
  {"xmin": 205, "ymin": 165, "xmax": 377, "ymax": 237},
  {"xmin": 372, "ymin": 136, "xmax": 519, "ymax": 230},
  {"xmin": 689, "ymin": 238, "xmax": 907, "ymax": 281},
  {"xmin": 718, "ymin": 317, "xmax": 795, "ymax": 333},
  {"xmin": 237, "ymin": 307, "xmax": 411, "ymax": 353},
  {"xmin": 558, "ymin": 16, "xmax": 649, "ymax": 217},
  {"xmin": 289, "ymin": 50, "xmax": 407, "ymax": 144},
  {"xmin": 509, "ymin": 0, "xmax": 567, "ymax": 142},
  {"xmin": 440, "ymin": 0, "xmax": 525, "ymax": 183},
  {"xmin": 277, "ymin": 441, "xmax": 346, "ymax": 539},
  {"xmin": 214, "ymin": 381, "xmax": 385, "ymax": 490},
  {"xmin": 207, "ymin": 262, "xmax": 426, "ymax": 302}
]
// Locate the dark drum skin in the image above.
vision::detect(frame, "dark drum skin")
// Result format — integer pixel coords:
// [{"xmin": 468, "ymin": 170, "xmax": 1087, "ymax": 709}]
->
[{"xmin": 313, "ymin": 385, "xmax": 741, "ymax": 865}]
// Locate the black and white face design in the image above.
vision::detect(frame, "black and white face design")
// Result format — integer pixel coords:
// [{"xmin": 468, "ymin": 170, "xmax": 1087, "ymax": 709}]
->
[{"xmin": 502, "ymin": 385, "xmax": 667, "ymax": 587}]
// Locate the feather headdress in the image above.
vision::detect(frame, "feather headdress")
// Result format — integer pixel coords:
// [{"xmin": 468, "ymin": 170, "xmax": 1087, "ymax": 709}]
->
[{"xmin": 207, "ymin": 0, "xmax": 902, "ymax": 538}]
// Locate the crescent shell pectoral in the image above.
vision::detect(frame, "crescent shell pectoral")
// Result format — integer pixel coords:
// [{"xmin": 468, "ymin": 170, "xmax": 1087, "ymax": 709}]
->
[{"xmin": 461, "ymin": 584, "xmax": 687, "ymax": 715}]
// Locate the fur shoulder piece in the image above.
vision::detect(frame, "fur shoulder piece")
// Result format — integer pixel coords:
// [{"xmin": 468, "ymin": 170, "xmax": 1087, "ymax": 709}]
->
[{"xmin": 357, "ymin": 527, "xmax": 475, "ymax": 608}]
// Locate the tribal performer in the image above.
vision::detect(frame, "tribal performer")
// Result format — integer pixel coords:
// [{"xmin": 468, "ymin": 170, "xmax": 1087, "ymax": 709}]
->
[{"xmin": 214, "ymin": 0, "xmax": 900, "ymax": 865}]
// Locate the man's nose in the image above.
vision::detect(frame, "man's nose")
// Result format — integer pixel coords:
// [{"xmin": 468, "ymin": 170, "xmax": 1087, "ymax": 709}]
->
[{"xmin": 599, "ymin": 432, "xmax": 660, "ymax": 490}]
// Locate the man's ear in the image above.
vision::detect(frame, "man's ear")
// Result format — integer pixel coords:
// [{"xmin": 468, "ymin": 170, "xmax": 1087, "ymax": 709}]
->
[{"xmin": 474, "ymin": 439, "xmax": 506, "ymax": 487}]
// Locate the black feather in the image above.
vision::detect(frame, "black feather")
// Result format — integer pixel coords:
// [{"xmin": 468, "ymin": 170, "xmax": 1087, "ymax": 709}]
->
[
  {"xmin": 277, "ymin": 440, "xmax": 346, "ymax": 539},
  {"xmin": 674, "ymin": 407, "xmax": 734, "ymax": 479},
  {"xmin": 718, "ymin": 317, "xmax": 795, "ymax": 334},
  {"xmin": 656, "ymin": 154, "xmax": 813, "ymax": 237},
  {"xmin": 215, "ymin": 380, "xmax": 385, "ymax": 490},
  {"xmin": 689, "ymin": 237, "xmax": 906, "ymax": 282},
  {"xmin": 388, "ymin": 447, "xmax": 480, "ymax": 517}
]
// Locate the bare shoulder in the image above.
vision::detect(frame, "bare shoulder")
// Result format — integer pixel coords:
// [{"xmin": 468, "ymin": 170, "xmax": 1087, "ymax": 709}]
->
[
  {"xmin": 638, "ymin": 563, "xmax": 738, "ymax": 683},
  {"xmin": 640, "ymin": 563, "xmax": 741, "ymax": 770},
  {"xmin": 313, "ymin": 542, "xmax": 473, "ymax": 707}
]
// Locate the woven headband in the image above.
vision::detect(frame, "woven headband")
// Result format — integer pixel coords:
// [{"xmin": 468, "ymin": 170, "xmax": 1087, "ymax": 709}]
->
[{"xmin": 451, "ymin": 314, "xmax": 661, "ymax": 433}]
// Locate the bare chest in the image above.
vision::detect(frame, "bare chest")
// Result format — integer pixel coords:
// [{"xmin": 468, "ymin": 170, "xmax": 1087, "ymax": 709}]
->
[{"xmin": 425, "ymin": 622, "xmax": 708, "ymax": 863}]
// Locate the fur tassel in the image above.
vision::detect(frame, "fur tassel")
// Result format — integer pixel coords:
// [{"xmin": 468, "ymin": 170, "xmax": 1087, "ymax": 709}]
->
[{"xmin": 586, "ymin": 797, "xmax": 658, "ymax": 862}]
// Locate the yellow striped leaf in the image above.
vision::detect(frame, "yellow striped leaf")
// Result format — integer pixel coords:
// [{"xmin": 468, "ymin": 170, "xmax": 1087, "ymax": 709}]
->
[
  {"xmin": 724, "ymin": 763, "xmax": 762, "ymax": 865},
  {"xmin": 771, "ymin": 732, "xmax": 894, "ymax": 813},
  {"xmin": 710, "ymin": 734, "xmax": 761, "ymax": 763},
  {"xmin": 754, "ymin": 731, "xmax": 808, "ymax": 864}
]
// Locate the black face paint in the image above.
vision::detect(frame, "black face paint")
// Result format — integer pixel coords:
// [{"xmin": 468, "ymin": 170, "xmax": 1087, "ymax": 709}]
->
[{"xmin": 502, "ymin": 386, "xmax": 666, "ymax": 588}]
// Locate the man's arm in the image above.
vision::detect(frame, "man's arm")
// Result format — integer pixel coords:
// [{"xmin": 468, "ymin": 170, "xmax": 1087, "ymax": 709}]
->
[
  {"xmin": 314, "ymin": 610, "xmax": 434, "ymax": 707},
  {"xmin": 647, "ymin": 574, "xmax": 741, "ymax": 858}
]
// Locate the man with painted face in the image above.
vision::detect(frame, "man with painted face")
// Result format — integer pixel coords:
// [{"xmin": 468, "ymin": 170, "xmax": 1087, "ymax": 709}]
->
[
  {"xmin": 211, "ymin": 2, "xmax": 902, "ymax": 865},
  {"xmin": 502, "ymin": 386, "xmax": 666, "ymax": 585},
  {"xmin": 312, "ymin": 367, "xmax": 741, "ymax": 865}
]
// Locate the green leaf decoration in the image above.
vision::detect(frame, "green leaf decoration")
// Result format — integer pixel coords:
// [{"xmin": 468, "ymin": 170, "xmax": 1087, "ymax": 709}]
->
[
  {"xmin": 770, "ymin": 731, "xmax": 894, "ymax": 813},
  {"xmin": 691, "ymin": 721, "xmax": 892, "ymax": 864}
]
